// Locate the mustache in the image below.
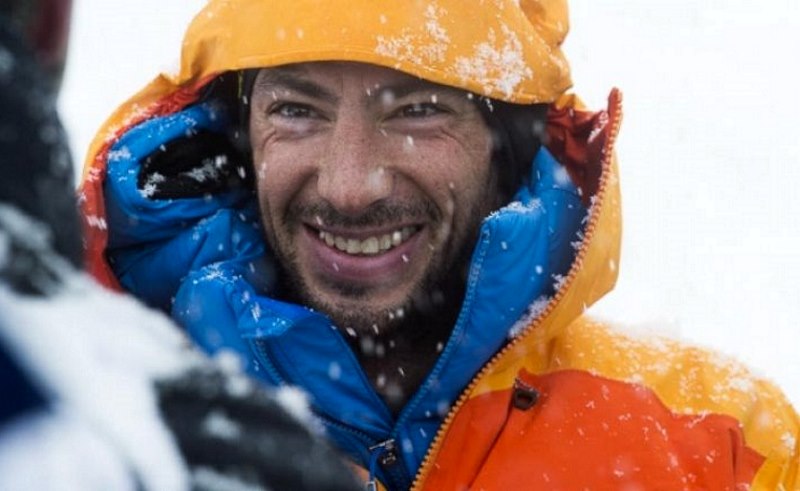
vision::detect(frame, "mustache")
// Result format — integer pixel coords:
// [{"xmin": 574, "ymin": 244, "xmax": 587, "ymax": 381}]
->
[{"xmin": 287, "ymin": 200, "xmax": 441, "ymax": 228}]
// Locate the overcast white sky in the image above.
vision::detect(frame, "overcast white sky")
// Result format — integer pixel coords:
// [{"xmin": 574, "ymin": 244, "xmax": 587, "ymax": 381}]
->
[{"xmin": 60, "ymin": 1, "xmax": 800, "ymax": 408}]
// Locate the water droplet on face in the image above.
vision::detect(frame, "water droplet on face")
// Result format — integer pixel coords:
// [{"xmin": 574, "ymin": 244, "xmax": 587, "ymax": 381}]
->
[
  {"xmin": 367, "ymin": 167, "xmax": 386, "ymax": 190},
  {"xmin": 405, "ymin": 135, "xmax": 415, "ymax": 147},
  {"xmin": 380, "ymin": 89, "xmax": 396, "ymax": 107},
  {"xmin": 401, "ymin": 254, "xmax": 409, "ymax": 263},
  {"xmin": 332, "ymin": 262, "xmax": 340, "ymax": 272},
  {"xmin": 258, "ymin": 160, "xmax": 268, "ymax": 180}
]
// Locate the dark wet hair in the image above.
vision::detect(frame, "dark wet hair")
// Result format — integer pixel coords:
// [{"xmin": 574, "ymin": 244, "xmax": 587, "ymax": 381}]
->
[{"xmin": 475, "ymin": 99, "xmax": 548, "ymax": 203}]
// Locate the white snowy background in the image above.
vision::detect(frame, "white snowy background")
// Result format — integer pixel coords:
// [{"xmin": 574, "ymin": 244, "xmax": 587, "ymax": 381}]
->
[{"xmin": 59, "ymin": 1, "xmax": 799, "ymax": 408}]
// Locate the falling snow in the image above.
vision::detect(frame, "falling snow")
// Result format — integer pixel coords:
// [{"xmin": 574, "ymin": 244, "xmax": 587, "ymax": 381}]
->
[{"xmin": 508, "ymin": 295, "xmax": 550, "ymax": 338}]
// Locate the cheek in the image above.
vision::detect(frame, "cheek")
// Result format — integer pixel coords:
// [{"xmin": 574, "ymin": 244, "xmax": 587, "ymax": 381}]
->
[
  {"xmin": 415, "ymin": 137, "xmax": 492, "ymax": 203},
  {"xmin": 252, "ymin": 143, "xmax": 318, "ymax": 226}
]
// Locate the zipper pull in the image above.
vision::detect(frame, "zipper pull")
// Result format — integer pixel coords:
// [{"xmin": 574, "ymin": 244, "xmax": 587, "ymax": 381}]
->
[
  {"xmin": 366, "ymin": 438, "xmax": 397, "ymax": 490},
  {"xmin": 512, "ymin": 377, "xmax": 540, "ymax": 410}
]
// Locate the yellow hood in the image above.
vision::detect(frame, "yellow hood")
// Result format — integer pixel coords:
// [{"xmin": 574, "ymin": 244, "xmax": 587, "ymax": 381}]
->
[
  {"xmin": 180, "ymin": 0, "xmax": 571, "ymax": 102},
  {"xmin": 85, "ymin": 0, "xmax": 571, "ymax": 166},
  {"xmin": 81, "ymin": 0, "xmax": 579, "ymax": 286}
]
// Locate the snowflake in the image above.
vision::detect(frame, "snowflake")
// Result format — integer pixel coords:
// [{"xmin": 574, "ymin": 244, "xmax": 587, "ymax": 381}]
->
[
  {"xmin": 375, "ymin": 4, "xmax": 450, "ymax": 66},
  {"xmin": 453, "ymin": 24, "xmax": 532, "ymax": 98}
]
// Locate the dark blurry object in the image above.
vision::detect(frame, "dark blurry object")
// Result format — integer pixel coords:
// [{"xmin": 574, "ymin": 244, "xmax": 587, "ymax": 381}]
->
[
  {"xmin": 0, "ymin": 8, "xmax": 81, "ymax": 294},
  {"xmin": 158, "ymin": 368, "xmax": 361, "ymax": 491},
  {"xmin": 0, "ymin": 0, "xmax": 72, "ymax": 92},
  {"xmin": 0, "ymin": 4, "xmax": 359, "ymax": 490}
]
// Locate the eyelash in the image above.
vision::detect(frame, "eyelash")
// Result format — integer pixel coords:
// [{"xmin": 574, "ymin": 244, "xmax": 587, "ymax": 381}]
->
[
  {"xmin": 395, "ymin": 102, "xmax": 446, "ymax": 119},
  {"xmin": 269, "ymin": 103, "xmax": 319, "ymax": 120},
  {"xmin": 268, "ymin": 101, "xmax": 447, "ymax": 119}
]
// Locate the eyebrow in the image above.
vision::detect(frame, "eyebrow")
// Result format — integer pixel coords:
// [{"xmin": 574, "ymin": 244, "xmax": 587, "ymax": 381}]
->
[
  {"xmin": 253, "ymin": 67, "xmax": 339, "ymax": 105},
  {"xmin": 253, "ymin": 66, "xmax": 466, "ymax": 106},
  {"xmin": 373, "ymin": 80, "xmax": 448, "ymax": 102}
]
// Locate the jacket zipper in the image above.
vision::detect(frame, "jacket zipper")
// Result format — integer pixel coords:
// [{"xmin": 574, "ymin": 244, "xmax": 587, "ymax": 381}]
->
[
  {"xmin": 254, "ymin": 338, "xmax": 409, "ymax": 489},
  {"xmin": 409, "ymin": 90, "xmax": 624, "ymax": 490},
  {"xmin": 366, "ymin": 439, "xmax": 398, "ymax": 491},
  {"xmin": 251, "ymin": 338, "xmax": 288, "ymax": 386}
]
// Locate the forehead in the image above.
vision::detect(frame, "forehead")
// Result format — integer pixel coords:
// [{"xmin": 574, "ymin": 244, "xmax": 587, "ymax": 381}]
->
[{"xmin": 252, "ymin": 61, "xmax": 468, "ymax": 99}]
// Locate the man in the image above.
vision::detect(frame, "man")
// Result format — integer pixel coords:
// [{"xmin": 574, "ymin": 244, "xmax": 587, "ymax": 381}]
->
[
  {"xmin": 81, "ymin": 1, "xmax": 799, "ymax": 489},
  {"xmin": 1, "ymin": 2, "xmax": 359, "ymax": 490}
]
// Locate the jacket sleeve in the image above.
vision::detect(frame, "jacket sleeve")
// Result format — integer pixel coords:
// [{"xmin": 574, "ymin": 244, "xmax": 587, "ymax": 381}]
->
[{"xmin": 552, "ymin": 316, "xmax": 800, "ymax": 490}]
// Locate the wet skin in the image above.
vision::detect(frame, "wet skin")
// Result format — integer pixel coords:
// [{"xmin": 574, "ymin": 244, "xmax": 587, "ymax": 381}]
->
[{"xmin": 249, "ymin": 61, "xmax": 498, "ymax": 409}]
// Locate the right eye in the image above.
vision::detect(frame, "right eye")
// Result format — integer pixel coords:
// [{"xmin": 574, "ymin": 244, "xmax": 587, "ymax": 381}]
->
[{"xmin": 270, "ymin": 103, "xmax": 319, "ymax": 119}]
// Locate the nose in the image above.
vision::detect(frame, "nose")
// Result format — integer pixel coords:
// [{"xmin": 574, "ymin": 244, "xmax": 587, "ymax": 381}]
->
[{"xmin": 316, "ymin": 114, "xmax": 393, "ymax": 215}]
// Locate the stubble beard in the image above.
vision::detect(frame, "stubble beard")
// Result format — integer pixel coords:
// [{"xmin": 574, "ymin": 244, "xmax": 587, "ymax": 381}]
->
[{"xmin": 263, "ymin": 197, "xmax": 489, "ymax": 338}]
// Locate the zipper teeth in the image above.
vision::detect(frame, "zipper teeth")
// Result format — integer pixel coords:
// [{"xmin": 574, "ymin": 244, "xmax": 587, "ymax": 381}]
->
[
  {"xmin": 253, "ymin": 339, "xmax": 287, "ymax": 385},
  {"xmin": 256, "ymin": 339, "xmax": 411, "ymax": 487},
  {"xmin": 409, "ymin": 91, "xmax": 624, "ymax": 491}
]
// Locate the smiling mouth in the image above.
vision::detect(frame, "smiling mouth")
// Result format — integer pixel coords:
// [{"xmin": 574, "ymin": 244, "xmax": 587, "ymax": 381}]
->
[{"xmin": 316, "ymin": 226, "xmax": 419, "ymax": 256}]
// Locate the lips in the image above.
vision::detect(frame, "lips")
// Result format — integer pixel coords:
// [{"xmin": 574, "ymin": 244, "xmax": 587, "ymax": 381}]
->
[
  {"xmin": 301, "ymin": 222, "xmax": 426, "ymax": 287},
  {"xmin": 317, "ymin": 226, "xmax": 417, "ymax": 256}
]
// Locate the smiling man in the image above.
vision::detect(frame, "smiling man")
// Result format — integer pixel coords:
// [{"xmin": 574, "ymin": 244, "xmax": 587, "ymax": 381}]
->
[
  {"xmin": 81, "ymin": 1, "xmax": 799, "ymax": 489},
  {"xmin": 247, "ymin": 62, "xmax": 502, "ymax": 407}
]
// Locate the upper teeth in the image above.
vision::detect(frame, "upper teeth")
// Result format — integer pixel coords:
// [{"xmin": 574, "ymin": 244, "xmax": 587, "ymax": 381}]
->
[{"xmin": 319, "ymin": 227, "xmax": 416, "ymax": 256}]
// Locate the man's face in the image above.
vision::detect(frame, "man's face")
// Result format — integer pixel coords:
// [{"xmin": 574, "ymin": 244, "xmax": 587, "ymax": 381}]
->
[{"xmin": 249, "ymin": 62, "xmax": 496, "ymax": 333}]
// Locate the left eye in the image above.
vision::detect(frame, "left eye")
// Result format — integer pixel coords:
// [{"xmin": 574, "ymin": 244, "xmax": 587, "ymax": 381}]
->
[{"xmin": 397, "ymin": 103, "xmax": 443, "ymax": 118}]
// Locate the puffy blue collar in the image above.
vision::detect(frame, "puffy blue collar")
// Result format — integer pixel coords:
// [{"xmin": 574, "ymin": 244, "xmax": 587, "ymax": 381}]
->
[
  {"xmin": 171, "ymin": 148, "xmax": 586, "ymax": 486},
  {"xmin": 104, "ymin": 103, "xmax": 587, "ymax": 487}
]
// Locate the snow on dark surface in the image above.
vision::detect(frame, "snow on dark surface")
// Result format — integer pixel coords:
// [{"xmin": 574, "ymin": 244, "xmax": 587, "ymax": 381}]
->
[
  {"xmin": 0, "ymin": 267, "xmax": 196, "ymax": 490},
  {"xmin": 59, "ymin": 0, "xmax": 800, "ymax": 411}
]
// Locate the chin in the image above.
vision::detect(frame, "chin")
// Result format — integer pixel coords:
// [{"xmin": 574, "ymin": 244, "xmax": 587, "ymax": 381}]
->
[{"xmin": 306, "ymin": 285, "xmax": 417, "ymax": 333}]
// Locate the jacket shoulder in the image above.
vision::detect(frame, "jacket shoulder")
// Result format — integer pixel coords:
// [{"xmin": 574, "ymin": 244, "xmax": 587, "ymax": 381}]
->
[{"xmin": 552, "ymin": 316, "xmax": 799, "ymax": 486}]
